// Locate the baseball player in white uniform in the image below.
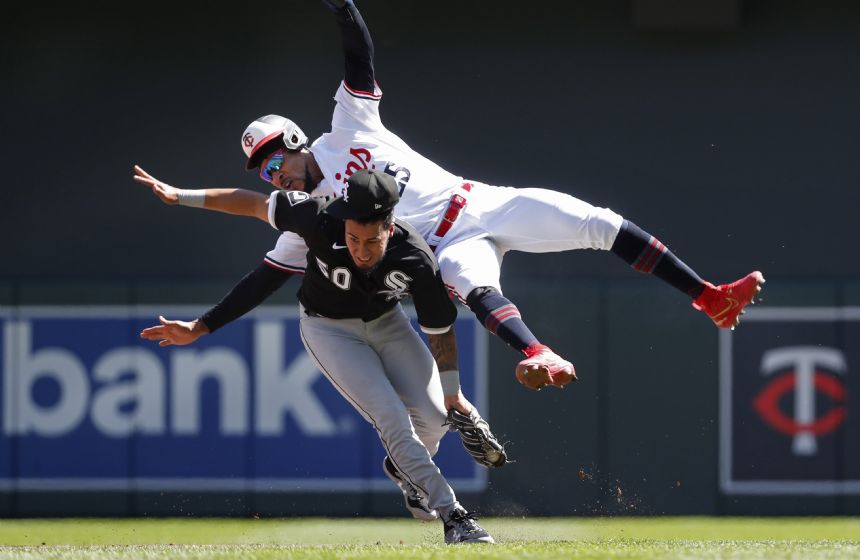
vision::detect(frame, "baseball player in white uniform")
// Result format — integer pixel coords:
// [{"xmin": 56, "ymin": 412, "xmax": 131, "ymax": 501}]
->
[
  {"xmin": 134, "ymin": 0, "xmax": 764, "ymax": 391},
  {"xmin": 141, "ymin": 170, "xmax": 496, "ymax": 544}
]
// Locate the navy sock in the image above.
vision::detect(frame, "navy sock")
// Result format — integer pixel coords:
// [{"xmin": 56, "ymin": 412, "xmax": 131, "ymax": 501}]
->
[
  {"xmin": 611, "ymin": 220, "xmax": 705, "ymax": 298},
  {"xmin": 466, "ymin": 287, "xmax": 538, "ymax": 355}
]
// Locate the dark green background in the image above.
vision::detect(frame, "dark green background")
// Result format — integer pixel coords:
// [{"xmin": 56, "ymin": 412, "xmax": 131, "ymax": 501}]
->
[{"xmin": 2, "ymin": 0, "xmax": 858, "ymax": 516}]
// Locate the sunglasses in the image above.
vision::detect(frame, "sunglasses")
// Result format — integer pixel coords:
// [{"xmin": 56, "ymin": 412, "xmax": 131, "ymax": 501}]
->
[{"xmin": 260, "ymin": 152, "xmax": 286, "ymax": 182}]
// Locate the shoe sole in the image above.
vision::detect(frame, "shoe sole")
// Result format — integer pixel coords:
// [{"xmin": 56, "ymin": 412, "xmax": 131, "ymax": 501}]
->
[
  {"xmin": 449, "ymin": 537, "xmax": 496, "ymax": 544},
  {"xmin": 515, "ymin": 363, "xmax": 575, "ymax": 390},
  {"xmin": 727, "ymin": 271, "xmax": 766, "ymax": 330},
  {"xmin": 446, "ymin": 532, "xmax": 496, "ymax": 544},
  {"xmin": 461, "ymin": 535, "xmax": 496, "ymax": 544}
]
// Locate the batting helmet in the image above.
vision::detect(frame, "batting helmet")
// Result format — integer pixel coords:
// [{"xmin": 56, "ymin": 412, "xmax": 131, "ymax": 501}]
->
[{"xmin": 241, "ymin": 114, "xmax": 308, "ymax": 170}]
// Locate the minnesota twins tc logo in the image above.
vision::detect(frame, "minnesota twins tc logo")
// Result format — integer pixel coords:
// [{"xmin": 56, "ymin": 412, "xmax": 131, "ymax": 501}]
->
[{"xmin": 753, "ymin": 346, "xmax": 847, "ymax": 456}]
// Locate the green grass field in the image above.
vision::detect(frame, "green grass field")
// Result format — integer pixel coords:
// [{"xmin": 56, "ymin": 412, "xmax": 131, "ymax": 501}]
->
[{"xmin": 0, "ymin": 517, "xmax": 858, "ymax": 559}]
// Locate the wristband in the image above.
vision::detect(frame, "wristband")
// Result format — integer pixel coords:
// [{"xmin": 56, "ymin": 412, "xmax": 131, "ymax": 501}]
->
[
  {"xmin": 439, "ymin": 370, "xmax": 461, "ymax": 396},
  {"xmin": 176, "ymin": 189, "xmax": 206, "ymax": 208}
]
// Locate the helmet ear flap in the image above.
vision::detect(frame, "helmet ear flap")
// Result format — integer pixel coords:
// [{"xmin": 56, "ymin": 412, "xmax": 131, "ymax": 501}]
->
[{"xmin": 281, "ymin": 121, "xmax": 308, "ymax": 151}]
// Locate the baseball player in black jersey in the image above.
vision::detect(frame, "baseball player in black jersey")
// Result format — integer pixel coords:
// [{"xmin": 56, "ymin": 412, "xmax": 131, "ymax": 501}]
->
[
  {"xmin": 271, "ymin": 189, "xmax": 452, "ymax": 325},
  {"xmin": 141, "ymin": 170, "xmax": 495, "ymax": 544}
]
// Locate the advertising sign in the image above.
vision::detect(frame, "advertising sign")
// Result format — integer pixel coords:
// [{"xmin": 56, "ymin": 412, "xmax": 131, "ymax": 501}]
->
[
  {"xmin": 720, "ymin": 307, "xmax": 859, "ymax": 494},
  {"xmin": 0, "ymin": 306, "xmax": 487, "ymax": 492}
]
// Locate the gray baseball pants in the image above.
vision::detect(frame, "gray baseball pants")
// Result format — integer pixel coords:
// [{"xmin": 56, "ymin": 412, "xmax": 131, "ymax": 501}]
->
[{"xmin": 298, "ymin": 304, "xmax": 459, "ymax": 512}]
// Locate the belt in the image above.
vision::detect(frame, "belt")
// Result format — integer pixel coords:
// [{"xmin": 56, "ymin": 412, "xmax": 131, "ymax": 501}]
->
[{"xmin": 428, "ymin": 183, "xmax": 472, "ymax": 252}]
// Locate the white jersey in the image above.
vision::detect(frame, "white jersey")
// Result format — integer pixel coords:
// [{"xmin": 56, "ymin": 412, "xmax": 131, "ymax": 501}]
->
[
  {"xmin": 266, "ymin": 81, "xmax": 623, "ymax": 301},
  {"xmin": 311, "ymin": 81, "xmax": 466, "ymax": 237},
  {"xmin": 266, "ymin": 81, "xmax": 466, "ymax": 272}
]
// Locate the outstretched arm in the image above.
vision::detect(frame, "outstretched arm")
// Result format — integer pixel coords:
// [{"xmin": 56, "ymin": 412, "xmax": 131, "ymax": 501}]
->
[
  {"xmin": 133, "ymin": 164, "xmax": 269, "ymax": 222},
  {"xmin": 199, "ymin": 263, "xmax": 292, "ymax": 333},
  {"xmin": 140, "ymin": 262, "xmax": 292, "ymax": 346},
  {"xmin": 323, "ymin": 0, "xmax": 375, "ymax": 93}
]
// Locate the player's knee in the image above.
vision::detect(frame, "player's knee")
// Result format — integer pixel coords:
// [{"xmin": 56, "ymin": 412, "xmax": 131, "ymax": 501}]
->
[
  {"xmin": 466, "ymin": 286, "xmax": 497, "ymax": 305},
  {"xmin": 466, "ymin": 286, "xmax": 514, "ymax": 323}
]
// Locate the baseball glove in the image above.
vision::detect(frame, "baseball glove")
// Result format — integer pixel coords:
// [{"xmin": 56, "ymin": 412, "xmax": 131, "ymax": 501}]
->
[{"xmin": 444, "ymin": 408, "xmax": 508, "ymax": 468}]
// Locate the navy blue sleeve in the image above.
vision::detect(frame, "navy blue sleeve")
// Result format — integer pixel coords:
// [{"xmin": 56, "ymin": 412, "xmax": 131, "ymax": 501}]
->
[
  {"xmin": 199, "ymin": 262, "xmax": 292, "ymax": 333},
  {"xmin": 323, "ymin": 0, "xmax": 375, "ymax": 92}
]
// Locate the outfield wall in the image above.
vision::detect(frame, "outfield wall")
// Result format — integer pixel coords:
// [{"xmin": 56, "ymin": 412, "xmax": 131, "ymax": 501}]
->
[{"xmin": 1, "ymin": 279, "xmax": 858, "ymax": 517}]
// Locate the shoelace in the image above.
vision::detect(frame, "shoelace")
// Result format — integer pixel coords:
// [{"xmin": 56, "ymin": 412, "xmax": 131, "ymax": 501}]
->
[{"xmin": 449, "ymin": 510, "xmax": 481, "ymax": 533}]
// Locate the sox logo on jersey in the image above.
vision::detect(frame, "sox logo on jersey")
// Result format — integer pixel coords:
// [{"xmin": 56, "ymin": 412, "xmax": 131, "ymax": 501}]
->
[{"xmin": 379, "ymin": 270, "xmax": 413, "ymax": 301}]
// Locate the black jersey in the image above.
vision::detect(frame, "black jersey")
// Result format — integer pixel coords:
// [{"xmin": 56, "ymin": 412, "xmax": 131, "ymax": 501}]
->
[{"xmin": 270, "ymin": 190, "xmax": 456, "ymax": 333}]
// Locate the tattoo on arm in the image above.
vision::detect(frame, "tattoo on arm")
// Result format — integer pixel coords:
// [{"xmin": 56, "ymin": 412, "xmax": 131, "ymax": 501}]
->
[{"xmin": 428, "ymin": 329, "xmax": 458, "ymax": 372}]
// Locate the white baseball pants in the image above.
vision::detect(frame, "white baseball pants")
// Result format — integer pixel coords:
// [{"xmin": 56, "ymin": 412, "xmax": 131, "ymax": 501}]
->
[{"xmin": 435, "ymin": 183, "xmax": 625, "ymax": 300}]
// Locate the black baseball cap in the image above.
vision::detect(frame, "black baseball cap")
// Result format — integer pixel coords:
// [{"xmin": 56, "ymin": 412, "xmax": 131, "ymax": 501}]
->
[{"xmin": 326, "ymin": 169, "xmax": 400, "ymax": 220}]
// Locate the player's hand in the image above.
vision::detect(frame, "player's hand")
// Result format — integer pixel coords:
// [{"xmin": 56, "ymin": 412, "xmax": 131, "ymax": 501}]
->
[
  {"xmin": 444, "ymin": 391, "xmax": 474, "ymax": 415},
  {"xmin": 133, "ymin": 164, "xmax": 181, "ymax": 205},
  {"xmin": 140, "ymin": 316, "xmax": 209, "ymax": 346}
]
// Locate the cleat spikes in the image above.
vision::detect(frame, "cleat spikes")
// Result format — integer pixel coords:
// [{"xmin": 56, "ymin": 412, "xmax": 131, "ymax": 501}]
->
[
  {"xmin": 515, "ymin": 346, "xmax": 576, "ymax": 390},
  {"xmin": 692, "ymin": 271, "xmax": 765, "ymax": 330}
]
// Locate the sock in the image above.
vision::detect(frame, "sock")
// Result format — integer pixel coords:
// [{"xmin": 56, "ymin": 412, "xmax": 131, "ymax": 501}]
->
[
  {"xmin": 611, "ymin": 220, "xmax": 706, "ymax": 299},
  {"xmin": 437, "ymin": 502, "xmax": 460, "ymax": 519},
  {"xmin": 466, "ymin": 287, "xmax": 539, "ymax": 355}
]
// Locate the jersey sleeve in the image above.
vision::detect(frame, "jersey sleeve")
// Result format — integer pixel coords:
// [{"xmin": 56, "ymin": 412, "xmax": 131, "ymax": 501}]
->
[
  {"xmin": 324, "ymin": 0, "xmax": 375, "ymax": 94},
  {"xmin": 331, "ymin": 81, "xmax": 384, "ymax": 132},
  {"xmin": 199, "ymin": 262, "xmax": 292, "ymax": 333},
  {"xmin": 268, "ymin": 190, "xmax": 326, "ymax": 237},
  {"xmin": 411, "ymin": 257, "xmax": 458, "ymax": 334},
  {"xmin": 264, "ymin": 232, "xmax": 309, "ymax": 275}
]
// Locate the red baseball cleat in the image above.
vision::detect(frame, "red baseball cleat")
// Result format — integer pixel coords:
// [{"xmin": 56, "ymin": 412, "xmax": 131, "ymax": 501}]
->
[
  {"xmin": 515, "ymin": 344, "xmax": 577, "ymax": 390},
  {"xmin": 692, "ymin": 271, "xmax": 765, "ymax": 329}
]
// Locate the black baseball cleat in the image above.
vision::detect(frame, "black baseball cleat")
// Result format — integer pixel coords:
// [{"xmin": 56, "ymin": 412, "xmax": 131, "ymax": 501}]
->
[
  {"xmin": 382, "ymin": 456, "xmax": 437, "ymax": 521},
  {"xmin": 441, "ymin": 506, "xmax": 495, "ymax": 544}
]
